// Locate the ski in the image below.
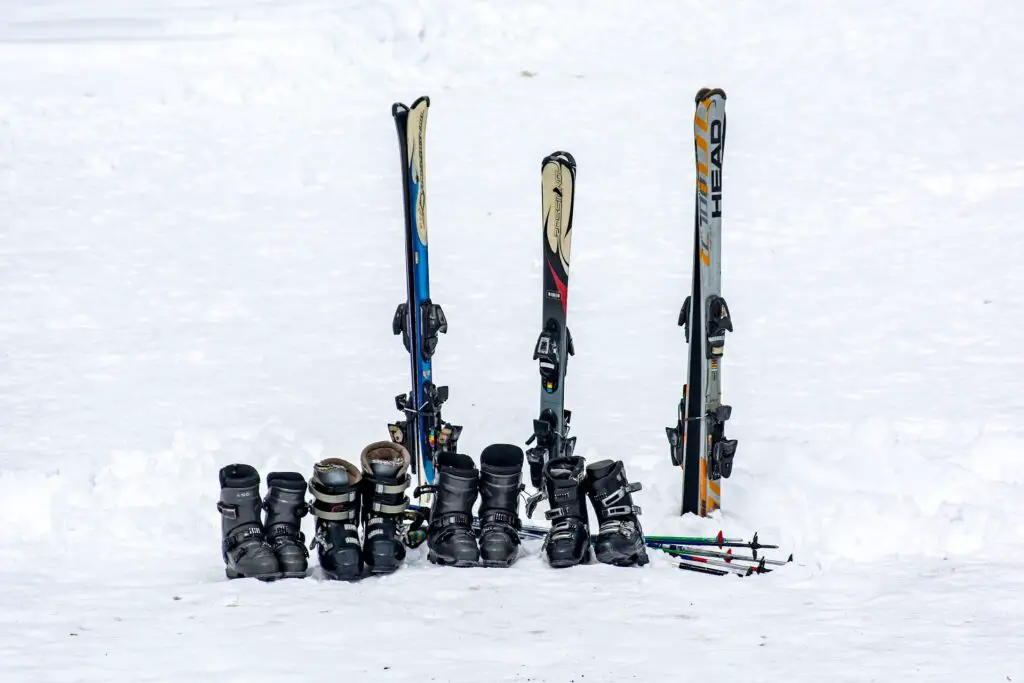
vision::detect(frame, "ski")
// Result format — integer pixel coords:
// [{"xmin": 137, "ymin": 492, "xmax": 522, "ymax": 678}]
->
[
  {"xmin": 667, "ymin": 87, "xmax": 738, "ymax": 516},
  {"xmin": 524, "ymin": 151, "xmax": 577, "ymax": 511},
  {"xmin": 388, "ymin": 96, "xmax": 462, "ymax": 495}
]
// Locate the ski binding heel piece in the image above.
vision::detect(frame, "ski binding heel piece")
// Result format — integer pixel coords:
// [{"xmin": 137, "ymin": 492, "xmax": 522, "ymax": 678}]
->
[
  {"xmin": 706, "ymin": 295, "xmax": 732, "ymax": 359},
  {"xmin": 419, "ymin": 300, "xmax": 447, "ymax": 361}
]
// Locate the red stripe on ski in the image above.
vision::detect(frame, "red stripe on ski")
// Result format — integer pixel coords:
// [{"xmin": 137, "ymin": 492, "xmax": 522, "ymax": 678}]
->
[{"xmin": 548, "ymin": 261, "xmax": 568, "ymax": 314}]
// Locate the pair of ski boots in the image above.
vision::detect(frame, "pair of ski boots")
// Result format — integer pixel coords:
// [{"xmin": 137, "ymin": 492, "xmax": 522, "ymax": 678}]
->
[
  {"xmin": 217, "ymin": 465, "xmax": 310, "ymax": 581},
  {"xmin": 306, "ymin": 441, "xmax": 412, "ymax": 580},
  {"xmin": 542, "ymin": 456, "xmax": 648, "ymax": 568},
  {"xmin": 425, "ymin": 444, "xmax": 525, "ymax": 568}
]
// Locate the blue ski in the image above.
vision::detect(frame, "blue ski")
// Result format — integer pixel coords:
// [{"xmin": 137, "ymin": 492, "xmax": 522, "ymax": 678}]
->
[{"xmin": 388, "ymin": 96, "xmax": 461, "ymax": 493}]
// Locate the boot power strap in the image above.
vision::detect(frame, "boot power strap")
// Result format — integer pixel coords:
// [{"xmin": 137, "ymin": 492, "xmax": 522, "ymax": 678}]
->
[
  {"xmin": 371, "ymin": 497, "xmax": 410, "ymax": 516},
  {"xmin": 372, "ymin": 475, "xmax": 410, "ymax": 495},
  {"xmin": 312, "ymin": 506, "xmax": 357, "ymax": 522},
  {"xmin": 310, "ymin": 486, "xmax": 357, "ymax": 505}
]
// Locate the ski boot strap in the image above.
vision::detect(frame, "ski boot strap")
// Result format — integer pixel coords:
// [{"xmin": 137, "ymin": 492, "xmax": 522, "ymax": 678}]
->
[
  {"xmin": 311, "ymin": 498, "xmax": 358, "ymax": 521},
  {"xmin": 217, "ymin": 500, "xmax": 258, "ymax": 520},
  {"xmin": 545, "ymin": 503, "xmax": 586, "ymax": 521},
  {"xmin": 544, "ymin": 487, "xmax": 586, "ymax": 521},
  {"xmin": 310, "ymin": 523, "xmax": 360, "ymax": 552},
  {"xmin": 266, "ymin": 524, "xmax": 309, "ymax": 554},
  {"xmin": 263, "ymin": 498, "xmax": 310, "ymax": 517},
  {"xmin": 480, "ymin": 509, "xmax": 521, "ymax": 531},
  {"xmin": 593, "ymin": 482, "xmax": 643, "ymax": 518},
  {"xmin": 601, "ymin": 504, "xmax": 642, "ymax": 518},
  {"xmin": 369, "ymin": 498, "xmax": 409, "ymax": 516},
  {"xmin": 429, "ymin": 511, "xmax": 472, "ymax": 530},
  {"xmin": 221, "ymin": 523, "xmax": 268, "ymax": 555},
  {"xmin": 371, "ymin": 475, "xmax": 410, "ymax": 496},
  {"xmin": 548, "ymin": 518, "xmax": 587, "ymax": 543},
  {"xmin": 308, "ymin": 483, "xmax": 358, "ymax": 506}
]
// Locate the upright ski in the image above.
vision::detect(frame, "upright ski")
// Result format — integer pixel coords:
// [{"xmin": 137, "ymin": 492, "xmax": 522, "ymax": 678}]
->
[
  {"xmin": 525, "ymin": 151, "xmax": 577, "ymax": 497},
  {"xmin": 666, "ymin": 88, "xmax": 738, "ymax": 516},
  {"xmin": 388, "ymin": 96, "xmax": 461, "ymax": 493}
]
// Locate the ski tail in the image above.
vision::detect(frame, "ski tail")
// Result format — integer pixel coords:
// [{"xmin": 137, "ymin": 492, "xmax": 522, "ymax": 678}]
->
[
  {"xmin": 389, "ymin": 96, "xmax": 461, "ymax": 494},
  {"xmin": 525, "ymin": 151, "xmax": 577, "ymax": 499}
]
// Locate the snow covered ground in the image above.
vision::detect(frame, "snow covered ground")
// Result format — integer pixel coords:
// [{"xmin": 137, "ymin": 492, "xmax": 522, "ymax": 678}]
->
[{"xmin": 2, "ymin": 1, "xmax": 1023, "ymax": 680}]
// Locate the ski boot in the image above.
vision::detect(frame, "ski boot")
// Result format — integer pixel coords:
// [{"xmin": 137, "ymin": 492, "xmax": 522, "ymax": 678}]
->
[
  {"xmin": 427, "ymin": 452, "xmax": 480, "ymax": 567},
  {"xmin": 360, "ymin": 441, "xmax": 412, "ymax": 574},
  {"xmin": 542, "ymin": 455, "xmax": 591, "ymax": 568},
  {"xmin": 478, "ymin": 444, "xmax": 524, "ymax": 568},
  {"xmin": 217, "ymin": 464, "xmax": 280, "ymax": 580},
  {"xmin": 585, "ymin": 459, "xmax": 649, "ymax": 567},
  {"xmin": 263, "ymin": 472, "xmax": 310, "ymax": 578},
  {"xmin": 309, "ymin": 458, "xmax": 363, "ymax": 580}
]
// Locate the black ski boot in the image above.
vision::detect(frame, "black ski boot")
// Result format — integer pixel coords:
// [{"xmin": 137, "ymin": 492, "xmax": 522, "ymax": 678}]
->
[
  {"xmin": 586, "ymin": 459, "xmax": 649, "ymax": 567},
  {"xmin": 478, "ymin": 444, "xmax": 524, "ymax": 568},
  {"xmin": 263, "ymin": 472, "xmax": 310, "ymax": 578},
  {"xmin": 217, "ymin": 464, "xmax": 280, "ymax": 580},
  {"xmin": 543, "ymin": 455, "xmax": 591, "ymax": 568},
  {"xmin": 427, "ymin": 452, "xmax": 480, "ymax": 567},
  {"xmin": 360, "ymin": 442, "xmax": 412, "ymax": 574},
  {"xmin": 309, "ymin": 458, "xmax": 363, "ymax": 581}
]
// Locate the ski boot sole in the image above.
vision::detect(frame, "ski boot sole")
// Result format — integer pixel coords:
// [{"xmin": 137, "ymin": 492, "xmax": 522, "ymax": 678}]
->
[
  {"xmin": 428, "ymin": 551, "xmax": 479, "ymax": 568},
  {"xmin": 596, "ymin": 550, "xmax": 650, "ymax": 567},
  {"xmin": 480, "ymin": 558, "xmax": 517, "ymax": 569},
  {"xmin": 546, "ymin": 557, "xmax": 584, "ymax": 569},
  {"xmin": 225, "ymin": 567, "xmax": 281, "ymax": 581}
]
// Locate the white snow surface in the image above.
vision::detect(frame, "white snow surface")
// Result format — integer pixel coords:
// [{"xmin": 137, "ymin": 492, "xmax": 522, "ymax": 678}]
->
[{"xmin": 2, "ymin": 1, "xmax": 1023, "ymax": 680}]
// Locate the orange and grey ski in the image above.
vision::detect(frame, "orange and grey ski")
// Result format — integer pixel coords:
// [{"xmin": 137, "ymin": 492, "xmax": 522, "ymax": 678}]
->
[{"xmin": 667, "ymin": 88, "xmax": 738, "ymax": 516}]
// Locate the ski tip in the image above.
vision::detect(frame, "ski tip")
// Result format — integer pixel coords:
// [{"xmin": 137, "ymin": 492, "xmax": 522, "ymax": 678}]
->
[
  {"xmin": 391, "ymin": 102, "xmax": 409, "ymax": 118},
  {"xmin": 695, "ymin": 87, "xmax": 727, "ymax": 103},
  {"xmin": 542, "ymin": 150, "xmax": 577, "ymax": 170},
  {"xmin": 716, "ymin": 530, "xmax": 724, "ymax": 547},
  {"xmin": 410, "ymin": 95, "xmax": 431, "ymax": 110},
  {"xmin": 787, "ymin": 554, "xmax": 794, "ymax": 563}
]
